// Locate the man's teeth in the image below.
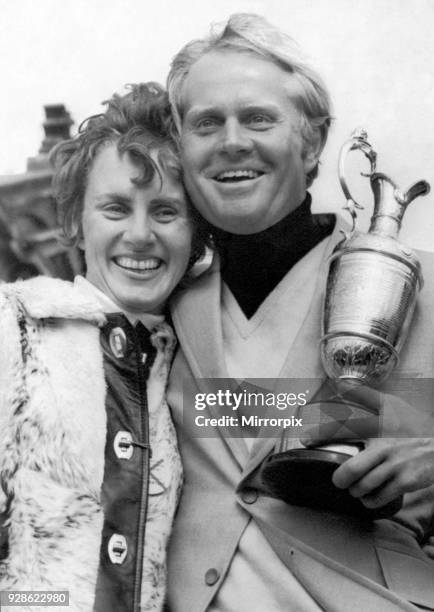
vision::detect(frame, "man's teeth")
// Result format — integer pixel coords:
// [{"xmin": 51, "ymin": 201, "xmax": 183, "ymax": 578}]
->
[
  {"xmin": 116, "ymin": 256, "xmax": 160, "ymax": 271},
  {"xmin": 215, "ymin": 169, "xmax": 262, "ymax": 182}
]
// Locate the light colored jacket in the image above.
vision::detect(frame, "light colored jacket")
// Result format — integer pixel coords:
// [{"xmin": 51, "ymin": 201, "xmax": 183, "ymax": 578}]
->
[{"xmin": 167, "ymin": 223, "xmax": 434, "ymax": 612}]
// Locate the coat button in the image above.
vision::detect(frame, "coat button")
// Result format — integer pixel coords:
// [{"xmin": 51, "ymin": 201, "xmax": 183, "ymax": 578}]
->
[
  {"xmin": 109, "ymin": 327, "xmax": 127, "ymax": 358},
  {"xmin": 204, "ymin": 568, "xmax": 220, "ymax": 586},
  {"xmin": 241, "ymin": 488, "xmax": 258, "ymax": 504},
  {"xmin": 108, "ymin": 533, "xmax": 128, "ymax": 564},
  {"xmin": 113, "ymin": 431, "xmax": 134, "ymax": 460}
]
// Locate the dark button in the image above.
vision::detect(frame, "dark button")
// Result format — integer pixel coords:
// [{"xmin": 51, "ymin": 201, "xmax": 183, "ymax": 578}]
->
[
  {"xmin": 205, "ymin": 568, "xmax": 220, "ymax": 586},
  {"xmin": 109, "ymin": 327, "xmax": 127, "ymax": 358},
  {"xmin": 241, "ymin": 488, "xmax": 258, "ymax": 504}
]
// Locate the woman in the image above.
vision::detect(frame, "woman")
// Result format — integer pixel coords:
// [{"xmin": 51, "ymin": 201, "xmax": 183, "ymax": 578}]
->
[{"xmin": 0, "ymin": 83, "xmax": 206, "ymax": 611}]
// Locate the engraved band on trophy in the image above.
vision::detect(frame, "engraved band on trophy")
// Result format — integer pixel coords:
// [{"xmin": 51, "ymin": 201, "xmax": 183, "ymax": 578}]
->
[{"xmin": 259, "ymin": 129, "xmax": 430, "ymax": 517}]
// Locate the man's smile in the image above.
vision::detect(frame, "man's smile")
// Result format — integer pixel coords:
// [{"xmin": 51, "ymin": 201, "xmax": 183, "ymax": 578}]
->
[{"xmin": 213, "ymin": 169, "xmax": 265, "ymax": 182}]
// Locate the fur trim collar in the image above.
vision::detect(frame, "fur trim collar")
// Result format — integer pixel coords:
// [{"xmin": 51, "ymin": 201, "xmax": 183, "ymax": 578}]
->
[{"xmin": 3, "ymin": 276, "xmax": 106, "ymax": 325}]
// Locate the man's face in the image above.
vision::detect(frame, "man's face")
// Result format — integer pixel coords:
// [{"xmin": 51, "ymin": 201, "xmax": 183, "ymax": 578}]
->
[{"xmin": 179, "ymin": 50, "xmax": 318, "ymax": 234}]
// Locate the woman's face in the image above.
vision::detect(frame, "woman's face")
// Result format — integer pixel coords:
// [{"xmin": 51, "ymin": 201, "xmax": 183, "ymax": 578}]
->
[{"xmin": 80, "ymin": 143, "xmax": 193, "ymax": 315}]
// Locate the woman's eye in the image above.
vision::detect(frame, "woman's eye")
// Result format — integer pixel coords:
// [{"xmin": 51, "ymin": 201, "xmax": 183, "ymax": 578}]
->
[
  {"xmin": 154, "ymin": 207, "xmax": 177, "ymax": 222},
  {"xmin": 103, "ymin": 203, "xmax": 127, "ymax": 217}
]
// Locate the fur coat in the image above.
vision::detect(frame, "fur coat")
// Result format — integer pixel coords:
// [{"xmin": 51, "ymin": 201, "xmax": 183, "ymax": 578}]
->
[{"xmin": 0, "ymin": 276, "xmax": 181, "ymax": 611}]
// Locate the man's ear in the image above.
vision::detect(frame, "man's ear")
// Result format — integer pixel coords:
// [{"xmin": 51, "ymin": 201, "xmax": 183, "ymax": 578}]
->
[{"xmin": 303, "ymin": 128, "xmax": 324, "ymax": 174}]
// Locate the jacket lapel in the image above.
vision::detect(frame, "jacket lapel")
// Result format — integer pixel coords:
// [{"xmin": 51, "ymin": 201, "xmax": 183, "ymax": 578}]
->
[
  {"xmin": 171, "ymin": 257, "xmax": 227, "ymax": 380},
  {"xmin": 171, "ymin": 257, "xmax": 249, "ymax": 467}
]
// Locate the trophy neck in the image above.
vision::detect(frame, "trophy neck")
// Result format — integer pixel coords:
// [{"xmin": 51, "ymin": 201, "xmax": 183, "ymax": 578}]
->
[
  {"xmin": 369, "ymin": 174, "xmax": 404, "ymax": 239},
  {"xmin": 369, "ymin": 173, "xmax": 430, "ymax": 239}
]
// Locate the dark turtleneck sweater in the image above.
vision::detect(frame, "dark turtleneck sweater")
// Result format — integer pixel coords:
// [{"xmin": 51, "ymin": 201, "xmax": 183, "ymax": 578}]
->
[{"xmin": 212, "ymin": 194, "xmax": 335, "ymax": 319}]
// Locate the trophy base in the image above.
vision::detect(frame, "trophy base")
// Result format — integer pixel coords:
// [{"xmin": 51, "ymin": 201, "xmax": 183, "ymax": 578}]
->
[{"xmin": 259, "ymin": 448, "xmax": 403, "ymax": 519}]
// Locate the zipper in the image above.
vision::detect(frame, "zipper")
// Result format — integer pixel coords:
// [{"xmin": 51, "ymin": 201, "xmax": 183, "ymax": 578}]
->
[{"xmin": 132, "ymin": 329, "xmax": 151, "ymax": 612}]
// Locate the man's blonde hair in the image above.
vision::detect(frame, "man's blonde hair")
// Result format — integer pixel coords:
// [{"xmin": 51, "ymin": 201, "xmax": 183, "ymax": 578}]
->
[{"xmin": 167, "ymin": 13, "xmax": 332, "ymax": 187}]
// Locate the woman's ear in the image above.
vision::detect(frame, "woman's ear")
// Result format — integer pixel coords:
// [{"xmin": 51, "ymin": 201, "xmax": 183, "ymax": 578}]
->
[{"xmin": 75, "ymin": 223, "xmax": 85, "ymax": 251}]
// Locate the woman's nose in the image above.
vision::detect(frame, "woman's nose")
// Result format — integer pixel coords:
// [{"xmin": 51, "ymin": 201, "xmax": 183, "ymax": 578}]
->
[{"xmin": 124, "ymin": 212, "xmax": 155, "ymax": 247}]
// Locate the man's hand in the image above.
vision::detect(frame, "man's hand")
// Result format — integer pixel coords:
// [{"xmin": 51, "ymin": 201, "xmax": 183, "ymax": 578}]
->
[
  {"xmin": 332, "ymin": 437, "xmax": 434, "ymax": 508},
  {"xmin": 301, "ymin": 379, "xmax": 434, "ymax": 509}
]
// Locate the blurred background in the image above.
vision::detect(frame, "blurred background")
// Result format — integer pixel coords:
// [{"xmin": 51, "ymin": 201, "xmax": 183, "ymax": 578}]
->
[{"xmin": 1, "ymin": 0, "xmax": 433, "ymax": 281}]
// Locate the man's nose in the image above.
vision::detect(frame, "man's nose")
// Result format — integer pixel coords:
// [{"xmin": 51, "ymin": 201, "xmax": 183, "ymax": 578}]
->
[{"xmin": 218, "ymin": 119, "xmax": 253, "ymax": 156}]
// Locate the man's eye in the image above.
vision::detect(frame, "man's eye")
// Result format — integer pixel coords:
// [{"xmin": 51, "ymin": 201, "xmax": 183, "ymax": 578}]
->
[
  {"xmin": 247, "ymin": 114, "xmax": 273, "ymax": 129},
  {"xmin": 195, "ymin": 117, "xmax": 219, "ymax": 132}
]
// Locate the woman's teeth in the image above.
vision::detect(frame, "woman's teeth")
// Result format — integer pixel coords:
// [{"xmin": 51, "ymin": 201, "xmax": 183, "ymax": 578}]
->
[{"xmin": 115, "ymin": 256, "xmax": 160, "ymax": 271}]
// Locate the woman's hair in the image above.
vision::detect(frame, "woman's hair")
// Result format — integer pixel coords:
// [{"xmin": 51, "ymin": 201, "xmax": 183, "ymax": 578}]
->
[
  {"xmin": 51, "ymin": 82, "xmax": 208, "ymax": 267},
  {"xmin": 167, "ymin": 13, "xmax": 333, "ymax": 187}
]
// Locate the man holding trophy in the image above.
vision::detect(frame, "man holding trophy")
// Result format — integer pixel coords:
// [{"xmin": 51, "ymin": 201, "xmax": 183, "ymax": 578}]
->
[{"xmin": 166, "ymin": 13, "xmax": 434, "ymax": 611}]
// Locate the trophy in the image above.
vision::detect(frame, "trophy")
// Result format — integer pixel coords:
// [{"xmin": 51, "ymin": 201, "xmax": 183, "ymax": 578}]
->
[{"xmin": 259, "ymin": 129, "xmax": 430, "ymax": 517}]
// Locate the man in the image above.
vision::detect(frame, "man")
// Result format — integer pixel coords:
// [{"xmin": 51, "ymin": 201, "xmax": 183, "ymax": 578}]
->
[{"xmin": 166, "ymin": 14, "xmax": 434, "ymax": 612}]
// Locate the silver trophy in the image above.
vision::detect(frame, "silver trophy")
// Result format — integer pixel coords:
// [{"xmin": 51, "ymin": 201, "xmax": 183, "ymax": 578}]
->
[
  {"xmin": 321, "ymin": 128, "xmax": 429, "ymax": 384},
  {"xmin": 259, "ymin": 130, "xmax": 430, "ymax": 517}
]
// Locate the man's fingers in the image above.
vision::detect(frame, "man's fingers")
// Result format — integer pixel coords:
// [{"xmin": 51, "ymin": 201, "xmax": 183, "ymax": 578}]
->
[
  {"xmin": 332, "ymin": 446, "xmax": 402, "ymax": 508},
  {"xmin": 333, "ymin": 438, "xmax": 434, "ymax": 507},
  {"xmin": 359, "ymin": 481, "xmax": 402, "ymax": 509},
  {"xmin": 347, "ymin": 463, "xmax": 391, "ymax": 498},
  {"xmin": 332, "ymin": 443, "xmax": 385, "ymax": 489}
]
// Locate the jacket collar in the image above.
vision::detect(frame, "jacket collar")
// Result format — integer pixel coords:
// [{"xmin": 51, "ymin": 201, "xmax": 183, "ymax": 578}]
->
[
  {"xmin": 171, "ymin": 257, "xmax": 228, "ymax": 380},
  {"xmin": 3, "ymin": 276, "xmax": 106, "ymax": 325}
]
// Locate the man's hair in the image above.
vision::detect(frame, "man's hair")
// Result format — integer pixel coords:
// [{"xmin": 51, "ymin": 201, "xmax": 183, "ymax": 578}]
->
[
  {"xmin": 51, "ymin": 82, "xmax": 207, "ymax": 266},
  {"xmin": 167, "ymin": 13, "xmax": 332, "ymax": 187}
]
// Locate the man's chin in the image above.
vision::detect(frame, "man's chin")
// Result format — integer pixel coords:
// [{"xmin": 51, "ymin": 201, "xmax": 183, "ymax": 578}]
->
[
  {"xmin": 210, "ymin": 213, "xmax": 276, "ymax": 235},
  {"xmin": 196, "ymin": 200, "xmax": 264, "ymax": 234}
]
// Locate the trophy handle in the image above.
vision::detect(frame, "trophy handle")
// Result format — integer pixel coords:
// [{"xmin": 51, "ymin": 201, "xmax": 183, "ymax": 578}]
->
[{"xmin": 339, "ymin": 128, "xmax": 377, "ymax": 231}]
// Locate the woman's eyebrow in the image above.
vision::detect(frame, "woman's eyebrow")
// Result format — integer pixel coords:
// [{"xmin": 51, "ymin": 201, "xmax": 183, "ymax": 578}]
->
[
  {"xmin": 94, "ymin": 192, "xmax": 132, "ymax": 203},
  {"xmin": 151, "ymin": 196, "xmax": 183, "ymax": 206}
]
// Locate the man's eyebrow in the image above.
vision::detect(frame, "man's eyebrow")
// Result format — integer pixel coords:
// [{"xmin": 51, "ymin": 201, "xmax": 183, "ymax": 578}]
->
[
  {"xmin": 184, "ymin": 102, "xmax": 281, "ymax": 120},
  {"xmin": 184, "ymin": 106, "xmax": 221, "ymax": 120},
  {"xmin": 240, "ymin": 103, "xmax": 281, "ymax": 114}
]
